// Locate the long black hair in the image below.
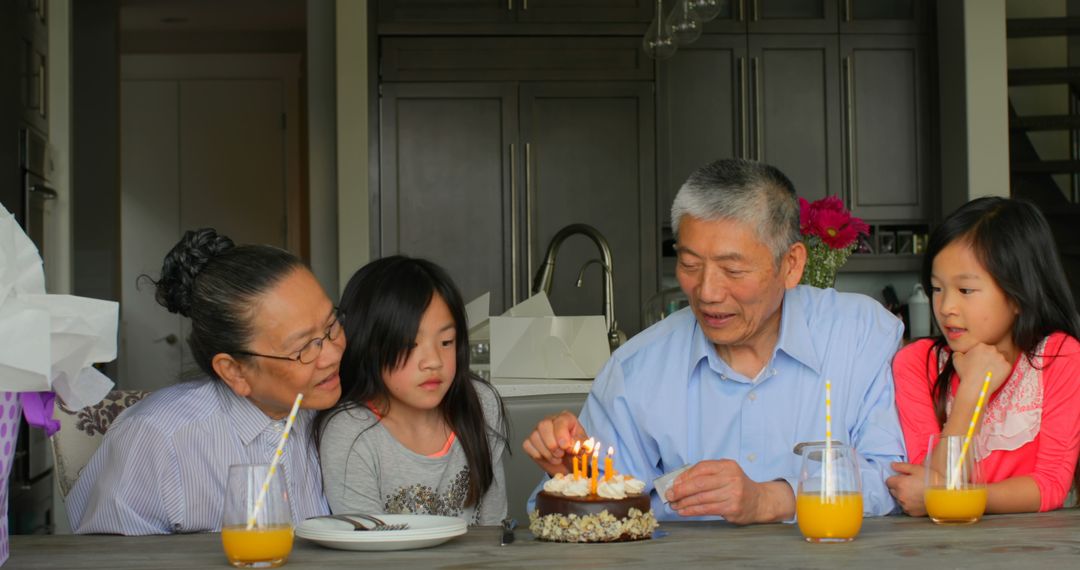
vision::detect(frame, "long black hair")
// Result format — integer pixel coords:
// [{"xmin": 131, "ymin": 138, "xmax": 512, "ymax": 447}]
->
[
  {"xmin": 317, "ymin": 255, "xmax": 508, "ymax": 507},
  {"xmin": 922, "ymin": 197, "xmax": 1080, "ymax": 496},
  {"xmin": 151, "ymin": 228, "xmax": 304, "ymax": 380}
]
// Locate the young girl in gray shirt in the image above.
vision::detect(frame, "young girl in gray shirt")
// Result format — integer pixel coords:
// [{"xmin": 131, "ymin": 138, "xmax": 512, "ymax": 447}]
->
[{"xmin": 317, "ymin": 256, "xmax": 508, "ymax": 525}]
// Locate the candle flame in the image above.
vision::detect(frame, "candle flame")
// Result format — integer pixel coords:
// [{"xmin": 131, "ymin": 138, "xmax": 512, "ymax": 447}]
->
[
  {"xmin": 593, "ymin": 447, "xmax": 600, "ymax": 458},
  {"xmin": 607, "ymin": 446, "xmax": 614, "ymax": 456},
  {"xmin": 572, "ymin": 440, "xmax": 581, "ymax": 454}
]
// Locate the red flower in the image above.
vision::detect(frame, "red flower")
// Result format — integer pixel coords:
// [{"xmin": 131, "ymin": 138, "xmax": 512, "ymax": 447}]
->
[{"xmin": 799, "ymin": 196, "xmax": 869, "ymax": 250}]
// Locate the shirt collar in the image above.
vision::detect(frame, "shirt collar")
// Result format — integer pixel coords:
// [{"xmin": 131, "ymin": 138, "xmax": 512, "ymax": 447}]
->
[
  {"xmin": 215, "ymin": 381, "xmax": 311, "ymax": 446},
  {"xmin": 775, "ymin": 287, "xmax": 822, "ymax": 376},
  {"xmin": 688, "ymin": 287, "xmax": 822, "ymax": 378}
]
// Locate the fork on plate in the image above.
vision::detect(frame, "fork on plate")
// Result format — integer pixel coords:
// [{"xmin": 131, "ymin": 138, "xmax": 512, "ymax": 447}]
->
[{"xmin": 323, "ymin": 513, "xmax": 409, "ymax": 531}]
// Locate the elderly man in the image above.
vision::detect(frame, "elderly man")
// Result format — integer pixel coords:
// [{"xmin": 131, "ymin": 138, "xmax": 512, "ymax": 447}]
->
[{"xmin": 523, "ymin": 158, "xmax": 905, "ymax": 524}]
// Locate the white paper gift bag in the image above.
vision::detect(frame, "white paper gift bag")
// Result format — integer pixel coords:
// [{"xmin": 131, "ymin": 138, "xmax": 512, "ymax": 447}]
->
[{"xmin": 489, "ymin": 314, "xmax": 610, "ymax": 379}]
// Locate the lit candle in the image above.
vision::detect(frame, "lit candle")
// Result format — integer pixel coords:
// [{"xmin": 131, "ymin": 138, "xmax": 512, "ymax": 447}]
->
[
  {"xmin": 590, "ymin": 447, "xmax": 600, "ymax": 495},
  {"xmin": 604, "ymin": 446, "xmax": 614, "ymax": 482},
  {"xmin": 572, "ymin": 441, "xmax": 582, "ymax": 479}
]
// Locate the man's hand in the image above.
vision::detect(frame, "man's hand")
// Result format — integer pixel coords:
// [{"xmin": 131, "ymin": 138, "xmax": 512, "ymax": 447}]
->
[
  {"xmin": 521, "ymin": 411, "xmax": 589, "ymax": 476},
  {"xmin": 886, "ymin": 462, "xmax": 927, "ymax": 517},
  {"xmin": 666, "ymin": 459, "xmax": 794, "ymax": 524}
]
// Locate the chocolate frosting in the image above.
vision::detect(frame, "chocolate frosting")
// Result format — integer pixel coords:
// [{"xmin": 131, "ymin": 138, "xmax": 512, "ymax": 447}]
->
[{"xmin": 535, "ymin": 491, "xmax": 651, "ymax": 519}]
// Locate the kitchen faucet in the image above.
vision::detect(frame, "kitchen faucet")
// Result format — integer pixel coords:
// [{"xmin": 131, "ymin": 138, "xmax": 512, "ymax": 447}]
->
[{"xmin": 531, "ymin": 223, "xmax": 623, "ymax": 351}]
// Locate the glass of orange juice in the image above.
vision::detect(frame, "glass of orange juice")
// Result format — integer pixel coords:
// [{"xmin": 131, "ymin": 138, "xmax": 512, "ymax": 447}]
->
[
  {"xmin": 923, "ymin": 434, "xmax": 987, "ymax": 525},
  {"xmin": 796, "ymin": 443, "xmax": 863, "ymax": 543},
  {"xmin": 221, "ymin": 464, "xmax": 294, "ymax": 568}
]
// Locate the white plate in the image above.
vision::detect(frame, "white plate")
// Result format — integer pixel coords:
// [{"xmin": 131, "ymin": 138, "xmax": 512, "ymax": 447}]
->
[{"xmin": 297, "ymin": 515, "xmax": 467, "ymax": 552}]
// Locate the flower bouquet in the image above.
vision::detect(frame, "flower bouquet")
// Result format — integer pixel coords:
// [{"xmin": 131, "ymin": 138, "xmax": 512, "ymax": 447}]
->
[{"xmin": 798, "ymin": 196, "xmax": 869, "ymax": 289}]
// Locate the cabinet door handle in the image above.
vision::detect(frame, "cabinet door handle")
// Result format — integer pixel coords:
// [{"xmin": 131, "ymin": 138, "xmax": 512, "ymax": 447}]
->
[
  {"xmin": 510, "ymin": 143, "xmax": 519, "ymax": 305},
  {"xmin": 523, "ymin": 0, "xmax": 528, "ymax": 10},
  {"xmin": 737, "ymin": 57, "xmax": 748, "ymax": 160},
  {"xmin": 843, "ymin": 0, "xmax": 853, "ymax": 22},
  {"xmin": 525, "ymin": 142, "xmax": 534, "ymax": 281},
  {"xmin": 38, "ymin": 56, "xmax": 46, "ymax": 119},
  {"xmin": 751, "ymin": 0, "xmax": 759, "ymax": 21},
  {"xmin": 737, "ymin": 0, "xmax": 745, "ymax": 22},
  {"xmin": 508, "ymin": 0, "xmax": 513, "ymax": 10},
  {"xmin": 842, "ymin": 55, "xmax": 856, "ymax": 208},
  {"xmin": 751, "ymin": 56, "xmax": 763, "ymax": 161}
]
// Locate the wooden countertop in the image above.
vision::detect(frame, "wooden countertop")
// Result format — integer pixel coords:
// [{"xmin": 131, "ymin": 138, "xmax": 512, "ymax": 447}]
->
[{"xmin": 10, "ymin": 510, "xmax": 1080, "ymax": 569}]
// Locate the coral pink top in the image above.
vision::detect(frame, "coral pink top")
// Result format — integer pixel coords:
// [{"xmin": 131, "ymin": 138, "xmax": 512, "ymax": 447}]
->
[{"xmin": 893, "ymin": 332, "xmax": 1080, "ymax": 512}]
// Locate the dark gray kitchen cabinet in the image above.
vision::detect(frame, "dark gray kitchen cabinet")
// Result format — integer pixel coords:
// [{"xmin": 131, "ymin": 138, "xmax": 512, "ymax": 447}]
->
[
  {"xmin": 751, "ymin": 34, "xmax": 841, "ymax": 204},
  {"xmin": 842, "ymin": 34, "xmax": 931, "ymax": 221},
  {"xmin": 659, "ymin": 32, "xmax": 932, "ymax": 226},
  {"xmin": 704, "ymin": 0, "xmax": 929, "ymax": 34},
  {"xmin": 658, "ymin": 34, "xmax": 840, "ymax": 216},
  {"xmin": 657, "ymin": 35, "xmax": 748, "ymax": 219},
  {"xmin": 379, "ymin": 83, "xmax": 518, "ymax": 316},
  {"xmin": 841, "ymin": 0, "xmax": 929, "ymax": 34},
  {"xmin": 377, "ymin": 0, "xmax": 653, "ymax": 25},
  {"xmin": 703, "ymin": 0, "xmax": 837, "ymax": 34},
  {"xmin": 379, "ymin": 81, "xmax": 656, "ymax": 334}
]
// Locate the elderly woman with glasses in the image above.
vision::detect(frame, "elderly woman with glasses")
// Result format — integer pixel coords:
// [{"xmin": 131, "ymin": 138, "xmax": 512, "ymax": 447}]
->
[{"xmin": 68, "ymin": 228, "xmax": 345, "ymax": 535}]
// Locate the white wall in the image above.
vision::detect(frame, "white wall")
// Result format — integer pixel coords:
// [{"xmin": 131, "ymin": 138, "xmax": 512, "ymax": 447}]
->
[
  {"xmin": 335, "ymin": 0, "xmax": 371, "ymax": 295},
  {"xmin": 938, "ymin": 0, "xmax": 1011, "ymax": 215},
  {"xmin": 964, "ymin": 0, "xmax": 1011, "ymax": 200}
]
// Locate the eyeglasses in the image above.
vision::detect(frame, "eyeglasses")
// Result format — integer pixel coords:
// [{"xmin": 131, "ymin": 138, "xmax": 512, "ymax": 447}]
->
[{"xmin": 234, "ymin": 308, "xmax": 345, "ymax": 365}]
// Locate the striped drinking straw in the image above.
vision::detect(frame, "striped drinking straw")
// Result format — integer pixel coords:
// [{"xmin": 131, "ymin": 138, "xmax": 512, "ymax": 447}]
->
[
  {"xmin": 824, "ymin": 380, "xmax": 832, "ymax": 496},
  {"xmin": 949, "ymin": 372, "xmax": 992, "ymax": 490},
  {"xmin": 246, "ymin": 392, "xmax": 304, "ymax": 530}
]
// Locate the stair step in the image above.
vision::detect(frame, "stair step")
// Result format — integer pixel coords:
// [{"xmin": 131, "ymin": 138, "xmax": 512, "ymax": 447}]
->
[
  {"xmin": 1008, "ymin": 67, "xmax": 1080, "ymax": 86},
  {"xmin": 1012, "ymin": 160, "xmax": 1080, "ymax": 174},
  {"xmin": 1010, "ymin": 115, "xmax": 1080, "ymax": 131},
  {"xmin": 1007, "ymin": 17, "xmax": 1080, "ymax": 37}
]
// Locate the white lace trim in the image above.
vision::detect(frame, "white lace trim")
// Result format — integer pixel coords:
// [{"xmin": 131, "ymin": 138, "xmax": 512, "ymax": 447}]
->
[{"xmin": 942, "ymin": 338, "xmax": 1045, "ymax": 461}]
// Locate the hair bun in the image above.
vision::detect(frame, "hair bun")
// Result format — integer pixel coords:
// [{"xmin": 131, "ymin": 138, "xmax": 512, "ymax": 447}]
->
[{"xmin": 154, "ymin": 228, "xmax": 235, "ymax": 317}]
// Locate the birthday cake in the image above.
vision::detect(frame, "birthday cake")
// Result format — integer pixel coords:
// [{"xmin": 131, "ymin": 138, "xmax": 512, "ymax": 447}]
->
[{"xmin": 529, "ymin": 441, "xmax": 658, "ymax": 543}]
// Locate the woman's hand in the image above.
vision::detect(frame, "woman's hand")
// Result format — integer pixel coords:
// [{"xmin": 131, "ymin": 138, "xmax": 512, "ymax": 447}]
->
[
  {"xmin": 952, "ymin": 343, "xmax": 1012, "ymax": 399},
  {"xmin": 886, "ymin": 462, "xmax": 928, "ymax": 517}
]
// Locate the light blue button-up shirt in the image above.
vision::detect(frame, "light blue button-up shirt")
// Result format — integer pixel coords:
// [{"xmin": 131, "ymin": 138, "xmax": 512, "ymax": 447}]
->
[{"xmin": 530, "ymin": 285, "xmax": 905, "ymax": 521}]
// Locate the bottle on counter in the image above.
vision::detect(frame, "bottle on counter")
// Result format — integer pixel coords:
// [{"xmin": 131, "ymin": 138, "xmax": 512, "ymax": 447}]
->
[{"xmin": 907, "ymin": 284, "xmax": 931, "ymax": 339}]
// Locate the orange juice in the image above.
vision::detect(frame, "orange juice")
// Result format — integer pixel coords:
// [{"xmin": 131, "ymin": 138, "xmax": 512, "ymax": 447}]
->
[
  {"xmin": 924, "ymin": 486, "xmax": 988, "ymax": 524},
  {"xmin": 796, "ymin": 492, "xmax": 864, "ymax": 542},
  {"xmin": 221, "ymin": 525, "xmax": 294, "ymax": 567}
]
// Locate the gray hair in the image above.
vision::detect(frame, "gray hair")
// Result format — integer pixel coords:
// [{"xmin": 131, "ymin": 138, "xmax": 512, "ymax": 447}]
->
[{"xmin": 670, "ymin": 158, "xmax": 801, "ymax": 262}]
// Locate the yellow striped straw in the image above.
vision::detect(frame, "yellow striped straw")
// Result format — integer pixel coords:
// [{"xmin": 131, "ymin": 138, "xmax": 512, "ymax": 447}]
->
[
  {"xmin": 246, "ymin": 392, "xmax": 304, "ymax": 530},
  {"xmin": 950, "ymin": 372, "xmax": 992, "ymax": 490},
  {"xmin": 824, "ymin": 380, "xmax": 832, "ymax": 495}
]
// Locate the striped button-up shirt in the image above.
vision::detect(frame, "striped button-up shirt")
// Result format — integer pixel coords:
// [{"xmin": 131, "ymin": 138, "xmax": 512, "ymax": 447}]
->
[{"xmin": 68, "ymin": 379, "xmax": 329, "ymax": 535}]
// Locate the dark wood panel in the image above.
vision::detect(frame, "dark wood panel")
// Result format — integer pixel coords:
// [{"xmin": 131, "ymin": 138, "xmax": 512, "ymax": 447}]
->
[
  {"xmin": 520, "ymin": 82, "xmax": 656, "ymax": 335},
  {"xmin": 381, "ymin": 37, "xmax": 654, "ymax": 82},
  {"xmin": 517, "ymin": 0, "xmax": 653, "ymax": 23},
  {"xmin": 657, "ymin": 35, "xmax": 748, "ymax": 228},
  {"xmin": 378, "ymin": 0, "xmax": 514, "ymax": 24},
  {"xmin": 844, "ymin": 35, "xmax": 930, "ymax": 221},
  {"xmin": 378, "ymin": 0, "xmax": 652, "ymax": 25},
  {"xmin": 379, "ymin": 83, "xmax": 518, "ymax": 313},
  {"xmin": 748, "ymin": 0, "xmax": 838, "ymax": 34},
  {"xmin": 751, "ymin": 34, "xmax": 841, "ymax": 203},
  {"xmin": 842, "ymin": 0, "xmax": 929, "ymax": 34}
]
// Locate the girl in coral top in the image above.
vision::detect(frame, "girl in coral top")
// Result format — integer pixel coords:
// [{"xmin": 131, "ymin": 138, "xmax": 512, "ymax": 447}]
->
[{"xmin": 887, "ymin": 197, "xmax": 1080, "ymax": 515}]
